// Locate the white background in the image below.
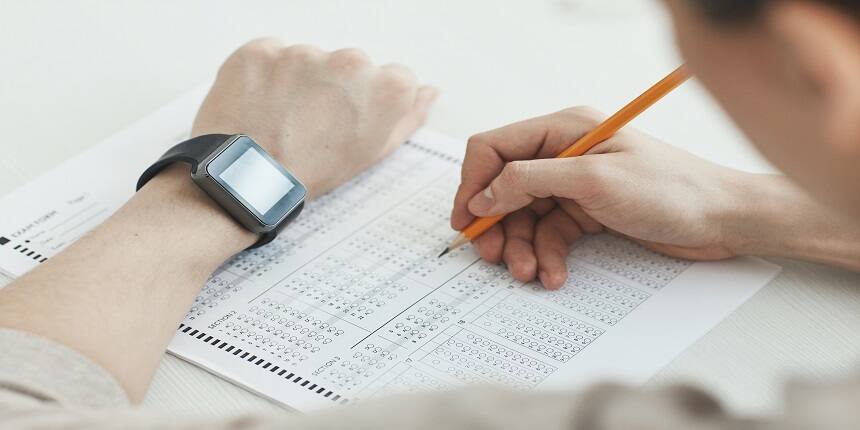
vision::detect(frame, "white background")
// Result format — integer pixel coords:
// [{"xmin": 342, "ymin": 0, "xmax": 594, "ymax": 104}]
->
[{"xmin": 1, "ymin": 0, "xmax": 858, "ymax": 417}]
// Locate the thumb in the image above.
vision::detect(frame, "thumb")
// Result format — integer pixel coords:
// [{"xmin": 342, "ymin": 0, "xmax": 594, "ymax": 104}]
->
[{"xmin": 467, "ymin": 157, "xmax": 591, "ymax": 216}]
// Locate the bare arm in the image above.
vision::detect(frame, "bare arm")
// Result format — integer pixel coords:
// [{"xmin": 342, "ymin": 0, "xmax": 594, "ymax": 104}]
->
[{"xmin": 0, "ymin": 38, "xmax": 437, "ymax": 402}]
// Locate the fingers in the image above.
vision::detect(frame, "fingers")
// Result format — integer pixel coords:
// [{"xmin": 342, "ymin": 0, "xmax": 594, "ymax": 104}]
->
[
  {"xmin": 501, "ymin": 209, "xmax": 538, "ymax": 282},
  {"xmin": 556, "ymin": 199, "xmax": 603, "ymax": 234},
  {"xmin": 534, "ymin": 208, "xmax": 584, "ymax": 290},
  {"xmin": 324, "ymin": 55, "xmax": 436, "ymax": 162},
  {"xmin": 466, "ymin": 157, "xmax": 604, "ymax": 217},
  {"xmin": 377, "ymin": 63, "xmax": 418, "ymax": 102},
  {"xmin": 328, "ymin": 48, "xmax": 372, "ymax": 74},
  {"xmin": 275, "ymin": 44, "xmax": 326, "ymax": 70},
  {"xmin": 452, "ymin": 108, "xmax": 607, "ymax": 230},
  {"xmin": 224, "ymin": 37, "xmax": 286, "ymax": 67},
  {"xmin": 469, "ymin": 198, "xmax": 596, "ymax": 290},
  {"xmin": 473, "ymin": 205, "xmax": 592, "ymax": 290},
  {"xmin": 451, "ymin": 138, "xmax": 506, "ymax": 230},
  {"xmin": 472, "ymin": 224, "xmax": 505, "ymax": 264},
  {"xmin": 530, "ymin": 197, "xmax": 557, "ymax": 217},
  {"xmin": 451, "ymin": 107, "xmax": 606, "ymax": 230}
]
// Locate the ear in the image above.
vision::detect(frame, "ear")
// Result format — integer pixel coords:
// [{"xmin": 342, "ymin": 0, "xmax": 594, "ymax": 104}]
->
[{"xmin": 766, "ymin": 1, "xmax": 860, "ymax": 153}]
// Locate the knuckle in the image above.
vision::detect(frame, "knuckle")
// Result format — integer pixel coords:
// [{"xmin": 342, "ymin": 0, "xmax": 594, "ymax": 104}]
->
[
  {"xmin": 561, "ymin": 105, "xmax": 606, "ymax": 123},
  {"xmin": 278, "ymin": 44, "xmax": 322, "ymax": 63},
  {"xmin": 379, "ymin": 66, "xmax": 417, "ymax": 92},
  {"xmin": 499, "ymin": 161, "xmax": 529, "ymax": 189},
  {"xmin": 225, "ymin": 37, "xmax": 282, "ymax": 68},
  {"xmin": 330, "ymin": 48, "xmax": 371, "ymax": 69},
  {"xmin": 466, "ymin": 133, "xmax": 490, "ymax": 154},
  {"xmin": 239, "ymin": 37, "xmax": 283, "ymax": 55}
]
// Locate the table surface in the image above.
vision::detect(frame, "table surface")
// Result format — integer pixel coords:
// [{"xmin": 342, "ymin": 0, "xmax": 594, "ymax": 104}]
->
[{"xmin": 1, "ymin": 0, "xmax": 858, "ymax": 417}]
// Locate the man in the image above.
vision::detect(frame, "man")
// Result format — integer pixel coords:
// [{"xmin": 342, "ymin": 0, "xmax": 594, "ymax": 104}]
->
[{"xmin": 0, "ymin": 1, "xmax": 857, "ymax": 429}]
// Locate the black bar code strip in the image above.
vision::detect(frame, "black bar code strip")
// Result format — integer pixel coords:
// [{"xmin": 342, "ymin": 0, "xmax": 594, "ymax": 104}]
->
[{"xmin": 177, "ymin": 323, "xmax": 348, "ymax": 405}]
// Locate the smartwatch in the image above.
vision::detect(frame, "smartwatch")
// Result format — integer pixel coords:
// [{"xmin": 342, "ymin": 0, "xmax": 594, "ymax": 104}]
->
[{"xmin": 136, "ymin": 134, "xmax": 306, "ymax": 248}]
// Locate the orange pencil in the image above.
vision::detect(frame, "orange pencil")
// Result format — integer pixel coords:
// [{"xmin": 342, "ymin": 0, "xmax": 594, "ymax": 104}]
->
[{"xmin": 438, "ymin": 65, "xmax": 692, "ymax": 258}]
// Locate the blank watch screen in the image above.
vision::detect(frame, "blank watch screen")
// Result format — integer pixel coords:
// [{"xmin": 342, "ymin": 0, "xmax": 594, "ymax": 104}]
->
[{"xmin": 218, "ymin": 147, "xmax": 295, "ymax": 214}]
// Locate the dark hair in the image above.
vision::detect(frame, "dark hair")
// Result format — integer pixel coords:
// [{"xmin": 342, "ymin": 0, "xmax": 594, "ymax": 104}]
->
[{"xmin": 691, "ymin": 0, "xmax": 860, "ymax": 22}]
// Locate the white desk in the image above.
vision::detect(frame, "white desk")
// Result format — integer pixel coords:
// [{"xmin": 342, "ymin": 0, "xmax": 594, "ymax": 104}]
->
[{"xmin": 1, "ymin": 0, "xmax": 858, "ymax": 417}]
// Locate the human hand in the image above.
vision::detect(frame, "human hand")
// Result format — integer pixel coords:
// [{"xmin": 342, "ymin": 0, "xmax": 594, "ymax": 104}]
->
[
  {"xmin": 451, "ymin": 107, "xmax": 752, "ymax": 289},
  {"xmin": 193, "ymin": 38, "xmax": 438, "ymax": 197}
]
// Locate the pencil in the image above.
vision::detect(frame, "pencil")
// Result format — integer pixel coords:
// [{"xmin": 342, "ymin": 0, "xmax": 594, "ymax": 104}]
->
[{"xmin": 438, "ymin": 65, "xmax": 692, "ymax": 258}]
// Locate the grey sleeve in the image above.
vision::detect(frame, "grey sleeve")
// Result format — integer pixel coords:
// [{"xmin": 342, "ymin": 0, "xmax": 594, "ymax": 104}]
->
[
  {"xmin": 1, "ymin": 327, "xmax": 856, "ymax": 430},
  {"xmin": 0, "ymin": 329, "xmax": 128, "ymax": 409}
]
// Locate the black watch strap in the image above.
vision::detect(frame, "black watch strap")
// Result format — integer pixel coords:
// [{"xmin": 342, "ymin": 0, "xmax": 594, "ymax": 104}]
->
[
  {"xmin": 136, "ymin": 134, "xmax": 289, "ymax": 249},
  {"xmin": 136, "ymin": 134, "xmax": 230, "ymax": 191}
]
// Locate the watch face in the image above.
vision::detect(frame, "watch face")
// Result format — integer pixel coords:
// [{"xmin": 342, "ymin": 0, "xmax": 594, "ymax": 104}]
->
[{"xmin": 205, "ymin": 136, "xmax": 306, "ymax": 227}]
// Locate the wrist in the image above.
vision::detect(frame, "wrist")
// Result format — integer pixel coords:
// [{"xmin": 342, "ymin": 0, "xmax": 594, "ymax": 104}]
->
[
  {"xmin": 719, "ymin": 173, "xmax": 860, "ymax": 268},
  {"xmin": 718, "ymin": 173, "xmax": 802, "ymax": 257},
  {"xmin": 279, "ymin": 156, "xmax": 323, "ymax": 199},
  {"xmin": 258, "ymin": 142, "xmax": 329, "ymax": 199},
  {"xmin": 128, "ymin": 164, "xmax": 257, "ymax": 258}
]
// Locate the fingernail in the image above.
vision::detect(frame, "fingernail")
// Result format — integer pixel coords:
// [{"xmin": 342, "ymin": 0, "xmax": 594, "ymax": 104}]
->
[
  {"xmin": 538, "ymin": 271, "xmax": 550, "ymax": 287},
  {"xmin": 468, "ymin": 187, "xmax": 495, "ymax": 215}
]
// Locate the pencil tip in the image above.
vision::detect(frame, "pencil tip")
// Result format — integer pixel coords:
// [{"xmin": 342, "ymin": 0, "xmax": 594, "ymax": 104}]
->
[{"xmin": 437, "ymin": 248, "xmax": 450, "ymax": 258}]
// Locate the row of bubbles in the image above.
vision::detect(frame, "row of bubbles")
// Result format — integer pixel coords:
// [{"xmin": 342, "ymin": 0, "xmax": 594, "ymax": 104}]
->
[
  {"xmin": 528, "ymin": 263, "xmax": 652, "ymax": 326},
  {"xmin": 421, "ymin": 330, "xmax": 556, "ymax": 391},
  {"xmin": 570, "ymin": 234, "xmax": 691, "ymax": 289}
]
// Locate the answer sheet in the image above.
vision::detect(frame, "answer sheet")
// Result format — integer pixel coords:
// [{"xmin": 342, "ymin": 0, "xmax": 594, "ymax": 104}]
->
[{"xmin": 0, "ymin": 87, "xmax": 780, "ymax": 412}]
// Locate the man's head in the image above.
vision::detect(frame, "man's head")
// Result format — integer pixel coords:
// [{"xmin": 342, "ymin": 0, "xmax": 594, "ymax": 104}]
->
[{"xmin": 663, "ymin": 0, "xmax": 860, "ymax": 216}]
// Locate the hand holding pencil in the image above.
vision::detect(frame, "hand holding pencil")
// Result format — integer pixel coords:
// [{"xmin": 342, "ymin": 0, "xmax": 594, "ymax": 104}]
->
[{"xmin": 447, "ymin": 66, "xmax": 749, "ymax": 289}]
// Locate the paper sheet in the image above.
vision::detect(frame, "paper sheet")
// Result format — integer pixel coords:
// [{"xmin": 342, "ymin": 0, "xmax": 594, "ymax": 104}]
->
[{"xmin": 0, "ymin": 88, "xmax": 780, "ymax": 412}]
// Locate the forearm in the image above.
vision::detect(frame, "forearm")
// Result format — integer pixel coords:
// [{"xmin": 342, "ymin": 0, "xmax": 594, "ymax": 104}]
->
[
  {"xmin": 723, "ymin": 173, "xmax": 860, "ymax": 270},
  {"xmin": 0, "ymin": 39, "xmax": 433, "ymax": 405},
  {"xmin": 0, "ymin": 164, "xmax": 254, "ymax": 402}
]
